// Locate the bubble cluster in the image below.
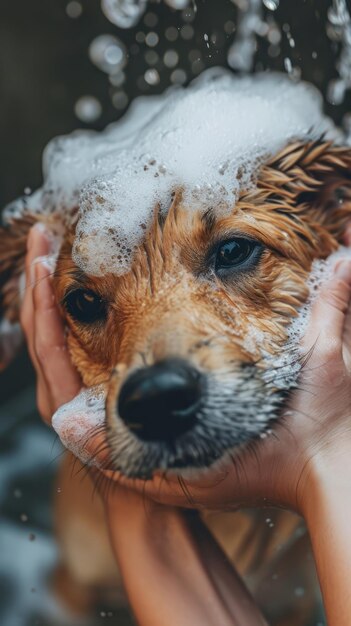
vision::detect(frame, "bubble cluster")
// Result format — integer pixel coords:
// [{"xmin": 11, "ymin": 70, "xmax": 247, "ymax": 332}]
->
[
  {"xmin": 89, "ymin": 34, "xmax": 126, "ymax": 75},
  {"xmin": 101, "ymin": 0, "xmax": 191, "ymax": 29},
  {"xmin": 227, "ymin": 0, "xmax": 282, "ymax": 72},
  {"xmin": 6, "ymin": 69, "xmax": 337, "ymax": 277}
]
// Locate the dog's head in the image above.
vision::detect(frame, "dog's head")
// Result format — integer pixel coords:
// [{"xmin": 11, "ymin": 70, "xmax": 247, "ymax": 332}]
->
[{"xmin": 1, "ymin": 140, "xmax": 351, "ymax": 478}]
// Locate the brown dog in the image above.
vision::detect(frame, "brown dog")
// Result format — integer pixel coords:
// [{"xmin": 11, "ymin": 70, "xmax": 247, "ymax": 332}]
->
[{"xmin": 1, "ymin": 139, "xmax": 351, "ymax": 624}]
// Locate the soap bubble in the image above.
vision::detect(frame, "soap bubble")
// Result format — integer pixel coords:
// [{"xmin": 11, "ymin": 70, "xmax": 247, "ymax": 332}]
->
[
  {"xmin": 144, "ymin": 68, "xmax": 160, "ymax": 85},
  {"xmin": 145, "ymin": 31, "xmax": 159, "ymax": 47},
  {"xmin": 170, "ymin": 68, "xmax": 187, "ymax": 84},
  {"xmin": 143, "ymin": 11, "xmax": 158, "ymax": 27},
  {"xmin": 180, "ymin": 24, "xmax": 194, "ymax": 40},
  {"xmin": 89, "ymin": 34, "xmax": 126, "ymax": 74},
  {"xmin": 112, "ymin": 90, "xmax": 129, "ymax": 109},
  {"xmin": 263, "ymin": 0, "xmax": 279, "ymax": 10},
  {"xmin": 74, "ymin": 96, "xmax": 102, "ymax": 122},
  {"xmin": 163, "ymin": 49, "xmax": 179, "ymax": 68},
  {"xmin": 165, "ymin": 0, "xmax": 189, "ymax": 8},
  {"xmin": 101, "ymin": 0, "xmax": 148, "ymax": 28},
  {"xmin": 165, "ymin": 26, "xmax": 179, "ymax": 41},
  {"xmin": 66, "ymin": 1, "xmax": 83, "ymax": 18}
]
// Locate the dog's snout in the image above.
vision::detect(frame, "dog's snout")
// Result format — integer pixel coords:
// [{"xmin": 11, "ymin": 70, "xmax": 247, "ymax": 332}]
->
[{"xmin": 117, "ymin": 359, "xmax": 203, "ymax": 442}]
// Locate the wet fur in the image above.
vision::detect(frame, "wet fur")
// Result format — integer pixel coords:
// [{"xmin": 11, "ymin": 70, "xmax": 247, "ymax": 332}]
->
[{"xmin": 1, "ymin": 140, "xmax": 351, "ymax": 625}]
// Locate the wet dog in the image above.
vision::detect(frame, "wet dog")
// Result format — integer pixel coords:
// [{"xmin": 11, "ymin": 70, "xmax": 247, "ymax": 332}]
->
[{"xmin": 1, "ymin": 139, "xmax": 351, "ymax": 624}]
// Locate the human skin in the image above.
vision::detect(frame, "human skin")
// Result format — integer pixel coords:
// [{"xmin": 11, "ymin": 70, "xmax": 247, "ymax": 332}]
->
[{"xmin": 21, "ymin": 223, "xmax": 351, "ymax": 625}]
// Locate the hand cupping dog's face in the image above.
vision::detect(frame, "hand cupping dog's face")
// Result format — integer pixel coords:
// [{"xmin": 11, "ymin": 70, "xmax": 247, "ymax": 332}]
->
[{"xmin": 20, "ymin": 223, "xmax": 351, "ymax": 515}]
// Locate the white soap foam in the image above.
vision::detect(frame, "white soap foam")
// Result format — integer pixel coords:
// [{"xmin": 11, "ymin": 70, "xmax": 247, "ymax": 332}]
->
[
  {"xmin": 52, "ymin": 386, "xmax": 106, "ymax": 465},
  {"xmin": 5, "ymin": 69, "xmax": 339, "ymax": 277},
  {"xmin": 265, "ymin": 246, "xmax": 351, "ymax": 390}
]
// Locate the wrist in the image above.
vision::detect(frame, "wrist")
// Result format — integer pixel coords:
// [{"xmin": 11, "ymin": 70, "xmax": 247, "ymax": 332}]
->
[{"xmin": 296, "ymin": 436, "xmax": 351, "ymax": 520}]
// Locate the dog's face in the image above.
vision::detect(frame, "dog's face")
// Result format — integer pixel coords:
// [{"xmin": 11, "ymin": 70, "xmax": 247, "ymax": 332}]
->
[
  {"xmin": 49, "ymin": 141, "xmax": 351, "ymax": 478},
  {"xmin": 1, "ymin": 141, "xmax": 351, "ymax": 479}
]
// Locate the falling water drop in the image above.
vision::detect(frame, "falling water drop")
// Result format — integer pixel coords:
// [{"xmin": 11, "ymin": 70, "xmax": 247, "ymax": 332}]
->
[
  {"xmin": 89, "ymin": 34, "xmax": 126, "ymax": 74},
  {"xmin": 74, "ymin": 96, "xmax": 102, "ymax": 123},
  {"xmin": 101, "ymin": 0, "xmax": 148, "ymax": 28},
  {"xmin": 263, "ymin": 0, "xmax": 279, "ymax": 10},
  {"xmin": 165, "ymin": 0, "xmax": 189, "ymax": 8}
]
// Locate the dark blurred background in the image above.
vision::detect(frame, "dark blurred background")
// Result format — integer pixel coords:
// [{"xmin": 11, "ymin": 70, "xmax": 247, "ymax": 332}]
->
[{"xmin": 0, "ymin": 0, "xmax": 350, "ymax": 624}]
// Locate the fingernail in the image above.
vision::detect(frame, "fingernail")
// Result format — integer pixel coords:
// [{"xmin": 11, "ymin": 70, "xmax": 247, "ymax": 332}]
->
[
  {"xmin": 334, "ymin": 260, "xmax": 351, "ymax": 281},
  {"xmin": 33, "ymin": 221, "xmax": 48, "ymax": 233},
  {"xmin": 30, "ymin": 256, "xmax": 52, "ymax": 285},
  {"xmin": 33, "ymin": 262, "xmax": 55, "ymax": 308}
]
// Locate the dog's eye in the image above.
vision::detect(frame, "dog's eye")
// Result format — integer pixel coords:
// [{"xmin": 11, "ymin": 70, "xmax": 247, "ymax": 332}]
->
[
  {"xmin": 64, "ymin": 289, "xmax": 107, "ymax": 324},
  {"xmin": 215, "ymin": 238, "xmax": 261, "ymax": 274}
]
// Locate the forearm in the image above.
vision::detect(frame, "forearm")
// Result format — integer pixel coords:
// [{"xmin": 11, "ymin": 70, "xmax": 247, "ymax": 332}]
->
[
  {"xmin": 105, "ymin": 492, "xmax": 267, "ymax": 626},
  {"xmin": 303, "ymin": 444, "xmax": 351, "ymax": 626}
]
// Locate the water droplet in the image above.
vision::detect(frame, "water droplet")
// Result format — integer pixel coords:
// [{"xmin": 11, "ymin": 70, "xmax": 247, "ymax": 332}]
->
[
  {"xmin": 294, "ymin": 586, "xmax": 305, "ymax": 598},
  {"xmin": 224, "ymin": 20, "xmax": 235, "ymax": 35},
  {"xmin": 109, "ymin": 70, "xmax": 126, "ymax": 87},
  {"xmin": 145, "ymin": 49, "xmax": 159, "ymax": 66},
  {"xmin": 74, "ymin": 96, "xmax": 102, "ymax": 123},
  {"xmin": 165, "ymin": 26, "xmax": 179, "ymax": 42},
  {"xmin": 180, "ymin": 24, "xmax": 194, "ymax": 40},
  {"xmin": 170, "ymin": 68, "xmax": 187, "ymax": 84},
  {"xmin": 143, "ymin": 12, "xmax": 158, "ymax": 27},
  {"xmin": 144, "ymin": 68, "xmax": 160, "ymax": 85},
  {"xmin": 145, "ymin": 31, "xmax": 159, "ymax": 47},
  {"xmin": 263, "ymin": 0, "xmax": 279, "ymax": 10},
  {"xmin": 66, "ymin": 0, "xmax": 83, "ymax": 18},
  {"xmin": 165, "ymin": 0, "xmax": 189, "ymax": 8},
  {"xmin": 112, "ymin": 90, "xmax": 129, "ymax": 109},
  {"xmin": 89, "ymin": 34, "xmax": 126, "ymax": 74},
  {"xmin": 284, "ymin": 57, "xmax": 293, "ymax": 73},
  {"xmin": 164, "ymin": 49, "xmax": 179, "ymax": 68},
  {"xmin": 136, "ymin": 31, "xmax": 145, "ymax": 43},
  {"xmin": 20, "ymin": 513, "xmax": 28, "ymax": 523},
  {"xmin": 101, "ymin": 0, "xmax": 147, "ymax": 29}
]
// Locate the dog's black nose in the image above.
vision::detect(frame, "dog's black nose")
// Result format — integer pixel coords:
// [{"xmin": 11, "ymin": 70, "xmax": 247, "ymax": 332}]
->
[{"xmin": 118, "ymin": 359, "xmax": 203, "ymax": 442}]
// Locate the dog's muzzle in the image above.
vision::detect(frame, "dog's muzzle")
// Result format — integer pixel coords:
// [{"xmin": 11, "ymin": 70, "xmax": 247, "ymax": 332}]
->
[{"xmin": 118, "ymin": 358, "xmax": 204, "ymax": 444}]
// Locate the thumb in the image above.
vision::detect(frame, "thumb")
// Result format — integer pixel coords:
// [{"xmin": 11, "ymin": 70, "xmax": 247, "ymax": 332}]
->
[{"xmin": 302, "ymin": 260, "xmax": 351, "ymax": 367}]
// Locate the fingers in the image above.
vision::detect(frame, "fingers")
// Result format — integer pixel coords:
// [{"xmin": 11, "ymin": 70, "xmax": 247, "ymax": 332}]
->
[
  {"xmin": 32, "ymin": 261, "xmax": 81, "ymax": 413},
  {"xmin": 303, "ymin": 260, "xmax": 351, "ymax": 366},
  {"xmin": 21, "ymin": 224, "xmax": 81, "ymax": 423},
  {"xmin": 21, "ymin": 223, "xmax": 51, "ymax": 369}
]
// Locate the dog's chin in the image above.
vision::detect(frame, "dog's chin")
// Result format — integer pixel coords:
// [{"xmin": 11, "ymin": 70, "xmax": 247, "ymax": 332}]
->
[{"xmin": 107, "ymin": 416, "xmax": 268, "ymax": 481}]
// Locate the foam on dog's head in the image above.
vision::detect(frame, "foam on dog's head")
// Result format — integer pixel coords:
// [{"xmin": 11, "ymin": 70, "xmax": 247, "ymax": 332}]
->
[{"xmin": 6, "ymin": 69, "xmax": 337, "ymax": 276}]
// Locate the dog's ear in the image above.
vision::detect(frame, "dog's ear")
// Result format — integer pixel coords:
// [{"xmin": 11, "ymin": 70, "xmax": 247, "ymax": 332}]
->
[
  {"xmin": 264, "ymin": 140, "xmax": 351, "ymax": 245},
  {"xmin": 0, "ymin": 213, "xmax": 38, "ymax": 368}
]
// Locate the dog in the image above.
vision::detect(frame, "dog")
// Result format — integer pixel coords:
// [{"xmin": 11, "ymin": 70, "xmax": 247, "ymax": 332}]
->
[{"xmin": 1, "ymin": 138, "xmax": 351, "ymax": 625}]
